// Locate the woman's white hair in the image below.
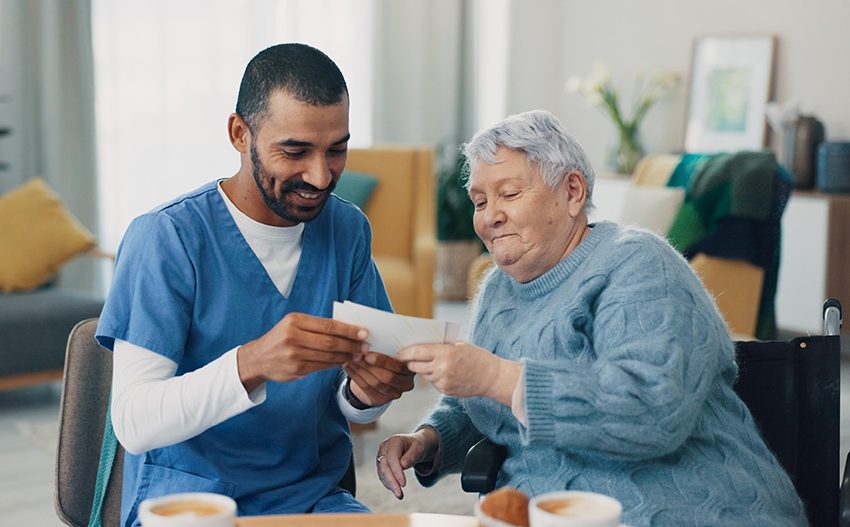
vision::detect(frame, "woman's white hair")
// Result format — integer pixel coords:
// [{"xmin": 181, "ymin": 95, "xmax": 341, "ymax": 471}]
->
[{"xmin": 462, "ymin": 109, "xmax": 595, "ymax": 211}]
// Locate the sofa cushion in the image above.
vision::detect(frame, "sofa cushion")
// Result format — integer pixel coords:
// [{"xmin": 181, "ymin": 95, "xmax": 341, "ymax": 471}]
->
[
  {"xmin": 618, "ymin": 184, "xmax": 685, "ymax": 237},
  {"xmin": 334, "ymin": 171, "xmax": 379, "ymax": 210},
  {"xmin": 0, "ymin": 288, "xmax": 103, "ymax": 376},
  {"xmin": 0, "ymin": 179, "xmax": 95, "ymax": 292}
]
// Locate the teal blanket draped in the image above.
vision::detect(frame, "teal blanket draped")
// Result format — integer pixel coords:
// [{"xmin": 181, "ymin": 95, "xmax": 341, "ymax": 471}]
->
[{"xmin": 665, "ymin": 151, "xmax": 790, "ymax": 339}]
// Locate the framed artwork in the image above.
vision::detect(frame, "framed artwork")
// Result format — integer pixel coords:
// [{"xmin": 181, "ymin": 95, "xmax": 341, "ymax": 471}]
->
[{"xmin": 684, "ymin": 35, "xmax": 776, "ymax": 153}]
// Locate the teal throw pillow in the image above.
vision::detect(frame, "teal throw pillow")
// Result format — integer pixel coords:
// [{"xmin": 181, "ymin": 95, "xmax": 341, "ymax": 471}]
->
[{"xmin": 334, "ymin": 171, "xmax": 379, "ymax": 209}]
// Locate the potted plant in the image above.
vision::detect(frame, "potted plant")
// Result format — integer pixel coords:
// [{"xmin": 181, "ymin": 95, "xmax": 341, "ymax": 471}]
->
[{"xmin": 434, "ymin": 146, "xmax": 484, "ymax": 300}]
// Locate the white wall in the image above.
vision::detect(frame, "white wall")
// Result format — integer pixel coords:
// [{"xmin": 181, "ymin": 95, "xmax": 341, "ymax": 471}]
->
[
  {"xmin": 496, "ymin": 0, "xmax": 850, "ymax": 173},
  {"xmin": 544, "ymin": 0, "xmax": 850, "ymax": 168}
]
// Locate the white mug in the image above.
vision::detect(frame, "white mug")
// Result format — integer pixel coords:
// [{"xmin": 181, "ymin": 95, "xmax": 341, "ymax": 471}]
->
[
  {"xmin": 138, "ymin": 492, "xmax": 237, "ymax": 527},
  {"xmin": 529, "ymin": 491, "xmax": 622, "ymax": 527}
]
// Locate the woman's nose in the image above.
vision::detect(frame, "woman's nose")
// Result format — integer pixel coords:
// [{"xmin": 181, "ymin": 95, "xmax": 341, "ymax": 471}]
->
[{"xmin": 483, "ymin": 203, "xmax": 506, "ymax": 226}]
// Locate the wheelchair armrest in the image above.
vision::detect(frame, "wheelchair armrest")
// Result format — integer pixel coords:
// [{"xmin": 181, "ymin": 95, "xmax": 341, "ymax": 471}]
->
[{"xmin": 460, "ymin": 438, "xmax": 507, "ymax": 493}]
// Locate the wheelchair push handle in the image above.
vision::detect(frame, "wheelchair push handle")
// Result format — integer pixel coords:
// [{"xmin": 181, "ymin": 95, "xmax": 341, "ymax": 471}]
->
[{"xmin": 824, "ymin": 298, "xmax": 842, "ymax": 337}]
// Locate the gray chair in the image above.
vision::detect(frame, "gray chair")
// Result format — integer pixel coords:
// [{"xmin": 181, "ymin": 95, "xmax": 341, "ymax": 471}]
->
[
  {"xmin": 54, "ymin": 318, "xmax": 358, "ymax": 527},
  {"xmin": 55, "ymin": 318, "xmax": 123, "ymax": 527}
]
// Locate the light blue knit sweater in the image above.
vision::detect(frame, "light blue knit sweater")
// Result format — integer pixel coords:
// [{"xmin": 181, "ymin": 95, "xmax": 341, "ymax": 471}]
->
[{"xmin": 419, "ymin": 222, "xmax": 807, "ymax": 526}]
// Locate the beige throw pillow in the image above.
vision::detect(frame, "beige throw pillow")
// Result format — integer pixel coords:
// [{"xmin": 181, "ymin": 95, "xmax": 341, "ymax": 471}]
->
[
  {"xmin": 618, "ymin": 184, "xmax": 685, "ymax": 237},
  {"xmin": 0, "ymin": 178, "xmax": 95, "ymax": 292}
]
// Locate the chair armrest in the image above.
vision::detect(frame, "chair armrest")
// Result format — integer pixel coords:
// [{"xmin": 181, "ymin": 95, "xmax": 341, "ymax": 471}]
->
[
  {"xmin": 840, "ymin": 452, "xmax": 850, "ymax": 527},
  {"xmin": 461, "ymin": 438, "xmax": 507, "ymax": 494}
]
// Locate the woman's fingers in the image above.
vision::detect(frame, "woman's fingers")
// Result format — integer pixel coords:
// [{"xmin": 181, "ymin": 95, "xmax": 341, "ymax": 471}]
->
[{"xmin": 377, "ymin": 441, "xmax": 406, "ymax": 499}]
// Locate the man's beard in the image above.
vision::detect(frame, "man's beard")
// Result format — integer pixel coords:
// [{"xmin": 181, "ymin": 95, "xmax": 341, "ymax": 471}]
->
[{"xmin": 250, "ymin": 143, "xmax": 336, "ymax": 224}]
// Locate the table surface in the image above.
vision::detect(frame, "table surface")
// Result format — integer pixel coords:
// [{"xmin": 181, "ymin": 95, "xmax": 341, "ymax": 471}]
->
[{"xmin": 236, "ymin": 512, "xmax": 479, "ymax": 527}]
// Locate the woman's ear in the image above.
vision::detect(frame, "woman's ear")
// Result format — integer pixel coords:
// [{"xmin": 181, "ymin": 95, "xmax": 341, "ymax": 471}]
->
[
  {"xmin": 563, "ymin": 170, "xmax": 588, "ymax": 216},
  {"xmin": 228, "ymin": 113, "xmax": 250, "ymax": 154}
]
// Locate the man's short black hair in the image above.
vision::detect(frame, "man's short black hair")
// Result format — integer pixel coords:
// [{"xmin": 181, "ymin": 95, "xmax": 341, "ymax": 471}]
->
[{"xmin": 235, "ymin": 43, "xmax": 348, "ymax": 133}]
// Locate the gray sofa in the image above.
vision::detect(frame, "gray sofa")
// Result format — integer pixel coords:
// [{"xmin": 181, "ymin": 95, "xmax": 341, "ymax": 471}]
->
[{"xmin": 0, "ymin": 286, "xmax": 103, "ymax": 390}]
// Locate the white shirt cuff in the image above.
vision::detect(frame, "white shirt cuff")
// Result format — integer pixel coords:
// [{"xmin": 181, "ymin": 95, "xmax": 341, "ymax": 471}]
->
[{"xmin": 336, "ymin": 377, "xmax": 390, "ymax": 424}]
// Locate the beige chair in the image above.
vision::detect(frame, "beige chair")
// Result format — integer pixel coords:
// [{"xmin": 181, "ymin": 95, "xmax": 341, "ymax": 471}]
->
[
  {"xmin": 55, "ymin": 318, "xmax": 123, "ymax": 527},
  {"xmin": 346, "ymin": 148, "xmax": 436, "ymax": 318}
]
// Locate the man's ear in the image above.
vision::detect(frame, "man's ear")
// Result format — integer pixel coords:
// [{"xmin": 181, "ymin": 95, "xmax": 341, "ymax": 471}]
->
[
  {"xmin": 228, "ymin": 113, "xmax": 250, "ymax": 154},
  {"xmin": 563, "ymin": 170, "xmax": 588, "ymax": 216}
]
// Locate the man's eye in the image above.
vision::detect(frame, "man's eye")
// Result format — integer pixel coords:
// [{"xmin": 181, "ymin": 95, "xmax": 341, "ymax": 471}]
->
[
  {"xmin": 329, "ymin": 147, "xmax": 348, "ymax": 156},
  {"xmin": 283, "ymin": 150, "xmax": 306, "ymax": 158}
]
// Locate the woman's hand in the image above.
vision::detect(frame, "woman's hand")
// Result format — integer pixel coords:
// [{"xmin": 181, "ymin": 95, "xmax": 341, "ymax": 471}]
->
[
  {"xmin": 396, "ymin": 342, "xmax": 521, "ymax": 405},
  {"xmin": 376, "ymin": 428, "xmax": 440, "ymax": 499}
]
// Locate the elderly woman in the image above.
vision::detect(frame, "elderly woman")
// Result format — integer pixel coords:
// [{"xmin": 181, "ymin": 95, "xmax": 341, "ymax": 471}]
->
[{"xmin": 378, "ymin": 110, "xmax": 806, "ymax": 526}]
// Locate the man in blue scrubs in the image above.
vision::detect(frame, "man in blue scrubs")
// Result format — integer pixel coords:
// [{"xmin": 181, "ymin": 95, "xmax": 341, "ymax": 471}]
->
[{"xmin": 96, "ymin": 43, "xmax": 415, "ymax": 525}]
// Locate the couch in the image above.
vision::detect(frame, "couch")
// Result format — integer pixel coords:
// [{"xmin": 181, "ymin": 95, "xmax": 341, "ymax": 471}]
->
[
  {"xmin": 0, "ymin": 179, "xmax": 106, "ymax": 390},
  {"xmin": 0, "ymin": 281, "xmax": 104, "ymax": 390},
  {"xmin": 345, "ymin": 147, "xmax": 436, "ymax": 319}
]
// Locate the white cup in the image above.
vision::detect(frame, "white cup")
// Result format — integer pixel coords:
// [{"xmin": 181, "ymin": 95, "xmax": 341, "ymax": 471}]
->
[
  {"xmin": 529, "ymin": 491, "xmax": 622, "ymax": 527},
  {"xmin": 138, "ymin": 492, "xmax": 237, "ymax": 527}
]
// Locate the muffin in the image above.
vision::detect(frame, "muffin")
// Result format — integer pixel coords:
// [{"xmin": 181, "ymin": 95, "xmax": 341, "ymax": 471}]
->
[{"xmin": 478, "ymin": 486, "xmax": 530, "ymax": 527}]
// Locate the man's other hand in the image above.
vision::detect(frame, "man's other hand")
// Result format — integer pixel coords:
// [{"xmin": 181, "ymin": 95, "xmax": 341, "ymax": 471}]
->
[{"xmin": 344, "ymin": 352, "xmax": 415, "ymax": 407}]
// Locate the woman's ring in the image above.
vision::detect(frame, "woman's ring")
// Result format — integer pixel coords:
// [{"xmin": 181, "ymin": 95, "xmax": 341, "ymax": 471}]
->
[{"xmin": 376, "ymin": 455, "xmax": 386, "ymax": 463}]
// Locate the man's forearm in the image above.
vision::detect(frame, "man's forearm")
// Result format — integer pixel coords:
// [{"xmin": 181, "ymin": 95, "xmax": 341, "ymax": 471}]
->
[{"xmin": 112, "ymin": 340, "xmax": 263, "ymax": 454}]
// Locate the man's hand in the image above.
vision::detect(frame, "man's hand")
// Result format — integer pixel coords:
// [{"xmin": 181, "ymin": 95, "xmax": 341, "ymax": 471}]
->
[
  {"xmin": 396, "ymin": 342, "xmax": 521, "ymax": 406},
  {"xmin": 344, "ymin": 352, "xmax": 415, "ymax": 407},
  {"xmin": 237, "ymin": 313, "xmax": 368, "ymax": 392}
]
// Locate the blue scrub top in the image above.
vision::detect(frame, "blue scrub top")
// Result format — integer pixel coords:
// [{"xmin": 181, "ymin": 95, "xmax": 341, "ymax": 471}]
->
[{"xmin": 96, "ymin": 181, "xmax": 392, "ymax": 525}]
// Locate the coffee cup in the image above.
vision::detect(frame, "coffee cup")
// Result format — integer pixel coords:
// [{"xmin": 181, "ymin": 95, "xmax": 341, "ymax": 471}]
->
[
  {"xmin": 138, "ymin": 492, "xmax": 237, "ymax": 527},
  {"xmin": 529, "ymin": 491, "xmax": 622, "ymax": 527}
]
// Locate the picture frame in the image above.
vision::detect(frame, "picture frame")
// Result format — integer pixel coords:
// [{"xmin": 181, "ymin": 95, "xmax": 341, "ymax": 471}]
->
[{"xmin": 684, "ymin": 35, "xmax": 776, "ymax": 153}]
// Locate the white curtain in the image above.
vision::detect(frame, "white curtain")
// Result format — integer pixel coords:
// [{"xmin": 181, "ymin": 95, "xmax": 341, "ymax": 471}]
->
[
  {"xmin": 0, "ymin": 0, "xmax": 99, "ymax": 292},
  {"xmin": 92, "ymin": 0, "xmax": 377, "ymax": 256}
]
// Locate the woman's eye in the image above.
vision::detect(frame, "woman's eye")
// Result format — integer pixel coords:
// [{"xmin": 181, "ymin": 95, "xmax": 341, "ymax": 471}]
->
[
  {"xmin": 474, "ymin": 201, "xmax": 486, "ymax": 210},
  {"xmin": 503, "ymin": 191, "xmax": 520, "ymax": 199}
]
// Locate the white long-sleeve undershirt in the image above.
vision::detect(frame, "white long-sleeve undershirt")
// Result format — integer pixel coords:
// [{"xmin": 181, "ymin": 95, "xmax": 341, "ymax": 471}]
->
[
  {"xmin": 109, "ymin": 181, "xmax": 388, "ymax": 454},
  {"xmin": 111, "ymin": 340, "xmax": 387, "ymax": 454}
]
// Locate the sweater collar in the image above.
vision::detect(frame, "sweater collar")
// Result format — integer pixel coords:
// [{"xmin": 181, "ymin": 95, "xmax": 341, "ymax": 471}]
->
[{"xmin": 509, "ymin": 221, "xmax": 615, "ymax": 299}]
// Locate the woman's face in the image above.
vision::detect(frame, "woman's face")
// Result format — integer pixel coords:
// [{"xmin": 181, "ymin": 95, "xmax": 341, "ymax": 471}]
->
[{"xmin": 468, "ymin": 147, "xmax": 587, "ymax": 283}]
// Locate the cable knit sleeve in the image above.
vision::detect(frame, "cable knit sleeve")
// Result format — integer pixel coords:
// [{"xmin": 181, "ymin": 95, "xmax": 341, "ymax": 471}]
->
[
  {"xmin": 520, "ymin": 240, "xmax": 731, "ymax": 461},
  {"xmin": 416, "ymin": 395, "xmax": 485, "ymax": 487}
]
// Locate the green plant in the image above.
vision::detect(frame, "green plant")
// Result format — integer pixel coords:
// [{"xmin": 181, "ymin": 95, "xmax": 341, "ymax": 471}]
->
[{"xmin": 436, "ymin": 148, "xmax": 478, "ymax": 241}]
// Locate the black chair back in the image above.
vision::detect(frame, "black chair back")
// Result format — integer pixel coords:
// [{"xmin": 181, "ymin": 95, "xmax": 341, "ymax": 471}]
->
[{"xmin": 734, "ymin": 334, "xmax": 840, "ymax": 527}]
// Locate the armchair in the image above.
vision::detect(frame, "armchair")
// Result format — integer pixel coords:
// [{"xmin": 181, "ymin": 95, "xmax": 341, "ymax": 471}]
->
[{"xmin": 345, "ymin": 148, "xmax": 436, "ymax": 318}]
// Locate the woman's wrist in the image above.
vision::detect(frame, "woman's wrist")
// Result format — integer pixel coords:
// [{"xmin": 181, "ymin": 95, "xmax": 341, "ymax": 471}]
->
[
  {"xmin": 484, "ymin": 357, "xmax": 522, "ymax": 406},
  {"xmin": 413, "ymin": 425, "xmax": 441, "ymax": 472}
]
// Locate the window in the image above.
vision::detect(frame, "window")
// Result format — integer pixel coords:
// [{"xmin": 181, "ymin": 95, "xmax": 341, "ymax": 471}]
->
[{"xmin": 92, "ymin": 0, "xmax": 375, "ymax": 252}]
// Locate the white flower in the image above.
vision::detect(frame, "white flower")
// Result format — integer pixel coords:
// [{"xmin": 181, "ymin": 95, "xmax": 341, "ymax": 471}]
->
[
  {"xmin": 565, "ymin": 75, "xmax": 583, "ymax": 93},
  {"xmin": 587, "ymin": 61, "xmax": 611, "ymax": 88}
]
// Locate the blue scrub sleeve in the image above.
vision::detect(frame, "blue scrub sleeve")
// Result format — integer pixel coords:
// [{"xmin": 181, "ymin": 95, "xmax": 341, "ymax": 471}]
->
[{"xmin": 97, "ymin": 213, "xmax": 196, "ymax": 363}]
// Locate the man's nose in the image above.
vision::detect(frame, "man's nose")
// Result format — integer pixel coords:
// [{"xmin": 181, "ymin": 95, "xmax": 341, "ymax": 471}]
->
[{"xmin": 302, "ymin": 155, "xmax": 333, "ymax": 190}]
